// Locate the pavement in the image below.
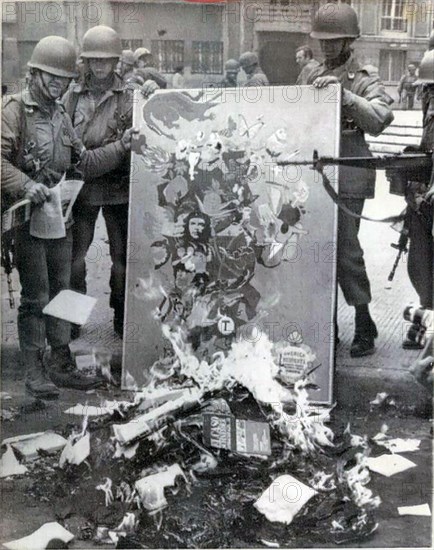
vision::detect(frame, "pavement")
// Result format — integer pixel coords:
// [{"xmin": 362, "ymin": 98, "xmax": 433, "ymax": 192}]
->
[{"xmin": 0, "ymin": 108, "xmax": 432, "ymax": 548}]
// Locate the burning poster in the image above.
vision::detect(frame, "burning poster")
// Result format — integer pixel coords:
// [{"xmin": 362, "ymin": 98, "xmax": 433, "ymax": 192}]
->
[{"xmin": 123, "ymin": 86, "xmax": 340, "ymax": 403}]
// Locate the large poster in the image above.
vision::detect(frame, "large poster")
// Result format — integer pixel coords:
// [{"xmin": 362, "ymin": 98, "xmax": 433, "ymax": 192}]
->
[{"xmin": 123, "ymin": 86, "xmax": 340, "ymax": 404}]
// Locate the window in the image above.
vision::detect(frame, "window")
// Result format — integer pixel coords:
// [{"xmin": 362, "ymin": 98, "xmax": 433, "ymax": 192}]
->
[
  {"xmin": 192, "ymin": 41, "xmax": 223, "ymax": 74},
  {"xmin": 381, "ymin": 0, "xmax": 407, "ymax": 31},
  {"xmin": 379, "ymin": 49, "xmax": 406, "ymax": 82},
  {"xmin": 121, "ymin": 39, "xmax": 143, "ymax": 51},
  {"xmin": 151, "ymin": 40, "xmax": 184, "ymax": 73}
]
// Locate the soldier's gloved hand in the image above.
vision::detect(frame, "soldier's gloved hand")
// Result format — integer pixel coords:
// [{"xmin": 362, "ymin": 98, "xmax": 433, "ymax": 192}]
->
[
  {"xmin": 141, "ymin": 79, "xmax": 159, "ymax": 98},
  {"xmin": 24, "ymin": 182, "xmax": 51, "ymax": 205},
  {"xmin": 312, "ymin": 75, "xmax": 339, "ymax": 88},
  {"xmin": 120, "ymin": 127, "xmax": 139, "ymax": 151}
]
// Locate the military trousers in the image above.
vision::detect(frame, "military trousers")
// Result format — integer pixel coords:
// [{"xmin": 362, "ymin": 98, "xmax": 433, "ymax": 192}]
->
[
  {"xmin": 71, "ymin": 201, "xmax": 128, "ymax": 319},
  {"xmin": 337, "ymin": 198, "xmax": 372, "ymax": 307},
  {"xmin": 15, "ymin": 225, "xmax": 72, "ymax": 352},
  {"xmin": 407, "ymin": 205, "xmax": 433, "ymax": 309}
]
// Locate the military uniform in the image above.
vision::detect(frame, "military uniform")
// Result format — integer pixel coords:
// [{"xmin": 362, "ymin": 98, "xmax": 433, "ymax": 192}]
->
[
  {"xmin": 1, "ymin": 88, "xmax": 124, "ymax": 385},
  {"xmin": 296, "ymin": 58, "xmax": 320, "ymax": 86},
  {"xmin": 244, "ymin": 67, "xmax": 269, "ymax": 87},
  {"xmin": 307, "ymin": 54, "xmax": 394, "ymax": 306},
  {"xmin": 63, "ymin": 73, "xmax": 133, "ymax": 326}
]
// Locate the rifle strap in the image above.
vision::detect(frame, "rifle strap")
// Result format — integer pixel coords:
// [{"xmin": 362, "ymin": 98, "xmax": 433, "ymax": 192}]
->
[{"xmin": 319, "ymin": 168, "xmax": 404, "ymax": 224}]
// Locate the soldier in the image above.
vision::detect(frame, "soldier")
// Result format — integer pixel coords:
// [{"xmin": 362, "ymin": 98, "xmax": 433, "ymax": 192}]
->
[
  {"xmin": 220, "ymin": 59, "xmax": 240, "ymax": 88},
  {"xmin": 134, "ymin": 47, "xmax": 167, "ymax": 89},
  {"xmin": 307, "ymin": 3, "xmax": 394, "ymax": 357},
  {"xmin": 239, "ymin": 52, "xmax": 269, "ymax": 87},
  {"xmin": 295, "ymin": 46, "xmax": 319, "ymax": 86},
  {"xmin": 397, "ymin": 64, "xmax": 418, "ymax": 110},
  {"xmin": 63, "ymin": 26, "xmax": 140, "ymax": 338},
  {"xmin": 1, "ymin": 36, "xmax": 135, "ymax": 397},
  {"xmin": 118, "ymin": 49, "xmax": 135, "ymax": 83},
  {"xmin": 387, "ymin": 49, "xmax": 434, "ymax": 344}
]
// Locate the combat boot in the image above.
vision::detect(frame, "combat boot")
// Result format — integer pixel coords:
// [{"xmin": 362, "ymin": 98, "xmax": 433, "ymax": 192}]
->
[
  {"xmin": 350, "ymin": 305, "xmax": 378, "ymax": 358},
  {"xmin": 47, "ymin": 345, "xmax": 104, "ymax": 390},
  {"xmin": 24, "ymin": 350, "xmax": 60, "ymax": 399}
]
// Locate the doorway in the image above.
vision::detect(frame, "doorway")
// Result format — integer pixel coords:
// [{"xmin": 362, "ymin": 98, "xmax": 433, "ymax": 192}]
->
[{"xmin": 258, "ymin": 31, "xmax": 306, "ymax": 85}]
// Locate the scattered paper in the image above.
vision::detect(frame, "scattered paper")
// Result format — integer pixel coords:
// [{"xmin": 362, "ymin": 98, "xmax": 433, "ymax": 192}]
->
[
  {"xmin": 114, "ymin": 441, "xmax": 139, "ymax": 459},
  {"xmin": 96, "ymin": 477, "xmax": 114, "ymax": 507},
  {"xmin": 135, "ymin": 464, "xmax": 188, "ymax": 511},
  {"xmin": 59, "ymin": 432, "xmax": 90, "ymax": 467},
  {"xmin": 64, "ymin": 404, "xmax": 111, "ymax": 417},
  {"xmin": 254, "ymin": 474, "xmax": 317, "ymax": 524},
  {"xmin": 376, "ymin": 438, "xmax": 421, "ymax": 454},
  {"xmin": 42, "ymin": 290, "xmax": 97, "ymax": 325},
  {"xmin": 30, "ymin": 182, "xmax": 65, "ymax": 239},
  {"xmin": 3, "ymin": 521, "xmax": 74, "ymax": 550},
  {"xmin": 370, "ymin": 392, "xmax": 388, "ymax": 406},
  {"xmin": 398, "ymin": 504, "xmax": 431, "ymax": 517},
  {"xmin": 0, "ymin": 446, "xmax": 28, "ymax": 478},
  {"xmin": 6, "ymin": 431, "xmax": 67, "ymax": 461},
  {"xmin": 366, "ymin": 454, "xmax": 417, "ymax": 477},
  {"xmin": 0, "ymin": 392, "xmax": 12, "ymax": 400}
]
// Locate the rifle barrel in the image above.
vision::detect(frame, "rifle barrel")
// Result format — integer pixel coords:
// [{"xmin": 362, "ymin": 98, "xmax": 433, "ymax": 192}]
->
[{"xmin": 277, "ymin": 153, "xmax": 432, "ymax": 170}]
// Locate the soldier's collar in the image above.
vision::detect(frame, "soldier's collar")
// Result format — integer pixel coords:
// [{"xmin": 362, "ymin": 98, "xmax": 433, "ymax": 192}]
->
[{"xmin": 22, "ymin": 89, "xmax": 39, "ymax": 108}]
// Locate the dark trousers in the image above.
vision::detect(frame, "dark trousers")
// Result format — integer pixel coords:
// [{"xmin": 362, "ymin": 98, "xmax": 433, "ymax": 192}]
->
[
  {"xmin": 15, "ymin": 226, "xmax": 72, "ymax": 352},
  {"xmin": 337, "ymin": 198, "xmax": 372, "ymax": 307},
  {"xmin": 407, "ymin": 206, "xmax": 433, "ymax": 309},
  {"xmin": 71, "ymin": 202, "xmax": 128, "ymax": 317}
]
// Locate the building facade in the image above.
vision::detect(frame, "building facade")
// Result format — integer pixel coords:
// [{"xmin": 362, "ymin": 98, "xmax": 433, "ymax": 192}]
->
[{"xmin": 2, "ymin": 0, "xmax": 433, "ymax": 91}]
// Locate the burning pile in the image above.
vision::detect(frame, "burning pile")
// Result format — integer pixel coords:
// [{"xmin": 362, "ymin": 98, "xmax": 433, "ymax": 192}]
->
[{"xmin": 1, "ymin": 319, "xmax": 383, "ymax": 549}]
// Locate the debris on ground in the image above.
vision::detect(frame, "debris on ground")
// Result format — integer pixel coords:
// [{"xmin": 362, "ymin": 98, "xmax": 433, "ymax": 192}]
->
[
  {"xmin": 366, "ymin": 454, "xmax": 417, "ymax": 477},
  {"xmin": 0, "ymin": 445, "xmax": 28, "ymax": 478},
  {"xmin": 397, "ymin": 504, "xmax": 431, "ymax": 516},
  {"xmin": 254, "ymin": 474, "xmax": 317, "ymax": 524},
  {"xmin": 2, "ymin": 432, "xmax": 67, "ymax": 461},
  {"xmin": 375, "ymin": 437, "xmax": 421, "ymax": 454},
  {"xmin": 3, "ymin": 521, "xmax": 74, "ymax": 550}
]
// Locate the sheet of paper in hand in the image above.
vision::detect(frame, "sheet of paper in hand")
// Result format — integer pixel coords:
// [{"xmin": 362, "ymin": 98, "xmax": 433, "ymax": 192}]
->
[
  {"xmin": 123, "ymin": 86, "xmax": 340, "ymax": 404},
  {"xmin": 29, "ymin": 175, "xmax": 84, "ymax": 239}
]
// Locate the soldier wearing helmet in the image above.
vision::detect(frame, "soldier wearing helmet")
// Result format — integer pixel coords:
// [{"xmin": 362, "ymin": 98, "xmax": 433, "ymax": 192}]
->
[
  {"xmin": 1, "ymin": 36, "xmax": 135, "ymax": 397},
  {"xmin": 220, "ymin": 59, "xmax": 240, "ymax": 88},
  {"xmin": 239, "ymin": 51, "xmax": 269, "ymax": 87},
  {"xmin": 63, "ymin": 26, "xmax": 139, "ymax": 339},
  {"xmin": 133, "ymin": 46, "xmax": 168, "ymax": 89},
  {"xmin": 307, "ymin": 3, "xmax": 394, "ymax": 358},
  {"xmin": 118, "ymin": 49, "xmax": 135, "ymax": 83},
  {"xmin": 387, "ymin": 50, "xmax": 434, "ymax": 326}
]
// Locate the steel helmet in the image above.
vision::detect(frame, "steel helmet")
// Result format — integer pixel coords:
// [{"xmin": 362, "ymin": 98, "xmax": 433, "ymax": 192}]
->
[
  {"xmin": 225, "ymin": 59, "xmax": 240, "ymax": 70},
  {"xmin": 415, "ymin": 50, "xmax": 434, "ymax": 84},
  {"xmin": 121, "ymin": 49, "xmax": 135, "ymax": 66},
  {"xmin": 28, "ymin": 36, "xmax": 78, "ymax": 78},
  {"xmin": 429, "ymin": 30, "xmax": 434, "ymax": 51},
  {"xmin": 81, "ymin": 26, "xmax": 121, "ymax": 59},
  {"xmin": 134, "ymin": 47, "xmax": 151, "ymax": 63},
  {"xmin": 239, "ymin": 52, "xmax": 259, "ymax": 68},
  {"xmin": 311, "ymin": 3, "xmax": 360, "ymax": 40}
]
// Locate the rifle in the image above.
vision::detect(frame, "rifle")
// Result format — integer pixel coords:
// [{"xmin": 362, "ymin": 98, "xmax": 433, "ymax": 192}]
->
[
  {"xmin": 276, "ymin": 149, "xmax": 433, "ymax": 172},
  {"xmin": 388, "ymin": 214, "xmax": 409, "ymax": 282}
]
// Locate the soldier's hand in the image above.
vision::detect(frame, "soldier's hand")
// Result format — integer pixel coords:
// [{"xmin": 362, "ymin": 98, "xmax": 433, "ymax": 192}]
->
[
  {"xmin": 141, "ymin": 79, "xmax": 159, "ymax": 98},
  {"xmin": 25, "ymin": 183, "xmax": 51, "ymax": 205},
  {"xmin": 312, "ymin": 76, "xmax": 339, "ymax": 88},
  {"xmin": 121, "ymin": 127, "xmax": 139, "ymax": 151}
]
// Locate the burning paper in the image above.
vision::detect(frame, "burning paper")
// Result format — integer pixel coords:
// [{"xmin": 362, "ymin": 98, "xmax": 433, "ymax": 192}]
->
[
  {"xmin": 254, "ymin": 474, "xmax": 317, "ymax": 525},
  {"xmin": 366, "ymin": 454, "xmax": 417, "ymax": 477},
  {"xmin": 4, "ymin": 522, "xmax": 74, "ymax": 550},
  {"xmin": 134, "ymin": 464, "xmax": 188, "ymax": 511}
]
